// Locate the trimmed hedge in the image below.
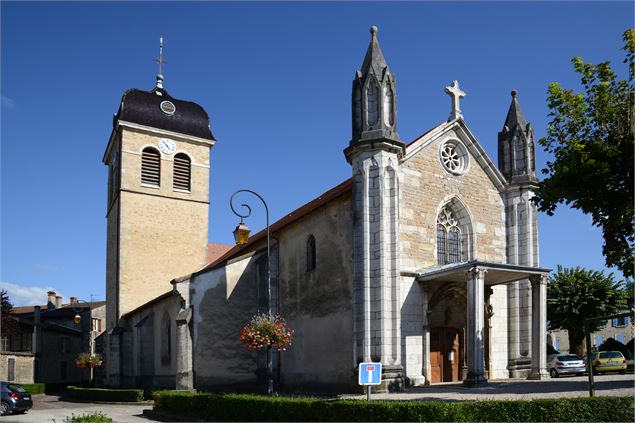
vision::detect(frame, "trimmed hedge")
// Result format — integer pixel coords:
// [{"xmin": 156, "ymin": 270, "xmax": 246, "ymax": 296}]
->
[
  {"xmin": 67, "ymin": 386, "xmax": 144, "ymax": 402},
  {"xmin": 21, "ymin": 383, "xmax": 45, "ymax": 395},
  {"xmin": 153, "ymin": 391, "xmax": 634, "ymax": 422}
]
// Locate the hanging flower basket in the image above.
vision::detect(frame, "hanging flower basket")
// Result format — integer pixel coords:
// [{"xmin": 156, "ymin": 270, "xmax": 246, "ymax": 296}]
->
[
  {"xmin": 240, "ymin": 313, "xmax": 293, "ymax": 351},
  {"xmin": 75, "ymin": 353, "xmax": 103, "ymax": 369}
]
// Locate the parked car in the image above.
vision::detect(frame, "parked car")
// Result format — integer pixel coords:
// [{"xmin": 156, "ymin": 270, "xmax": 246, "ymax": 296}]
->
[
  {"xmin": 591, "ymin": 351, "xmax": 627, "ymax": 374},
  {"xmin": 0, "ymin": 382, "xmax": 33, "ymax": 415},
  {"xmin": 547, "ymin": 354, "xmax": 586, "ymax": 378}
]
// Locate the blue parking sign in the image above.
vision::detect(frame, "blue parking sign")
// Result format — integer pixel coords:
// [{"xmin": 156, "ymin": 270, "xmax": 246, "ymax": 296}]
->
[{"xmin": 358, "ymin": 362, "xmax": 382, "ymax": 385}]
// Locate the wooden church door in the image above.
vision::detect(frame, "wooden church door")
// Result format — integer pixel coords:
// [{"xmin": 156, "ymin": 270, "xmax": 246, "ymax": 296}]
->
[{"xmin": 430, "ymin": 327, "xmax": 460, "ymax": 383}]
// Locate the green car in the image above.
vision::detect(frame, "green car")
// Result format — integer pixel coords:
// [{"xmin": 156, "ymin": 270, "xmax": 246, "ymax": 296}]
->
[{"xmin": 591, "ymin": 351, "xmax": 627, "ymax": 374}]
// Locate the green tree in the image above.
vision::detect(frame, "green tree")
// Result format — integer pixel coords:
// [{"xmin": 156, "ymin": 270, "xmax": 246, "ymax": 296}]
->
[
  {"xmin": 547, "ymin": 266, "xmax": 627, "ymax": 356},
  {"xmin": 534, "ymin": 29, "xmax": 634, "ymax": 278}
]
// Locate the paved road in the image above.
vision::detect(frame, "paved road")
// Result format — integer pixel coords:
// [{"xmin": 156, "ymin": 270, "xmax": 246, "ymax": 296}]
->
[
  {"xmin": 1, "ymin": 394, "xmax": 150, "ymax": 423},
  {"xmin": 2, "ymin": 373, "xmax": 633, "ymax": 422}
]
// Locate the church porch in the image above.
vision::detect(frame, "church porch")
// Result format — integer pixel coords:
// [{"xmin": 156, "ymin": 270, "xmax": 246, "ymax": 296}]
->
[{"xmin": 413, "ymin": 261, "xmax": 550, "ymax": 387}]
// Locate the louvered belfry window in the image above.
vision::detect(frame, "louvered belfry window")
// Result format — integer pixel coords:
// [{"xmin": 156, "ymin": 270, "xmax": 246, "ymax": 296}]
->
[
  {"xmin": 173, "ymin": 153, "xmax": 191, "ymax": 191},
  {"xmin": 141, "ymin": 147, "xmax": 161, "ymax": 186}
]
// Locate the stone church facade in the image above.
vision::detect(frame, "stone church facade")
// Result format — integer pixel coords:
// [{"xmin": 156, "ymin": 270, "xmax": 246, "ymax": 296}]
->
[{"xmin": 102, "ymin": 28, "xmax": 550, "ymax": 392}]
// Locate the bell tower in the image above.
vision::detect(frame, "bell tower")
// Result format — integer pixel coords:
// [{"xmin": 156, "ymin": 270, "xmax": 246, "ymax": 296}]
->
[
  {"xmin": 345, "ymin": 26, "xmax": 405, "ymax": 392},
  {"xmin": 498, "ymin": 90, "xmax": 539, "ymax": 377},
  {"xmin": 103, "ymin": 39, "xmax": 216, "ymax": 385}
]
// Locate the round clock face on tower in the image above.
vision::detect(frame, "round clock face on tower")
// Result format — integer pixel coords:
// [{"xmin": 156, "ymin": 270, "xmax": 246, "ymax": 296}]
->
[{"xmin": 158, "ymin": 138, "xmax": 176, "ymax": 155}]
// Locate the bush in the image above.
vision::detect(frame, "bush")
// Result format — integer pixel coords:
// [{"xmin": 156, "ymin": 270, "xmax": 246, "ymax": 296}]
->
[
  {"xmin": 63, "ymin": 412, "xmax": 113, "ymax": 422},
  {"xmin": 67, "ymin": 386, "xmax": 144, "ymax": 402},
  {"xmin": 599, "ymin": 337, "xmax": 632, "ymax": 360},
  {"xmin": 21, "ymin": 383, "xmax": 45, "ymax": 395},
  {"xmin": 64, "ymin": 411, "xmax": 113, "ymax": 422},
  {"xmin": 153, "ymin": 392, "xmax": 634, "ymax": 422}
]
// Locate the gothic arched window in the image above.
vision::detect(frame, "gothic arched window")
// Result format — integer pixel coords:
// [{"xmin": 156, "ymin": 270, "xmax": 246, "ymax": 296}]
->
[
  {"xmin": 513, "ymin": 137, "xmax": 526, "ymax": 173},
  {"xmin": 141, "ymin": 147, "xmax": 161, "ymax": 186},
  {"xmin": 354, "ymin": 85, "xmax": 362, "ymax": 132},
  {"xmin": 173, "ymin": 153, "xmax": 191, "ymax": 191},
  {"xmin": 383, "ymin": 84, "xmax": 394, "ymax": 127},
  {"xmin": 161, "ymin": 312, "xmax": 171, "ymax": 365},
  {"xmin": 366, "ymin": 82, "xmax": 379, "ymax": 126},
  {"xmin": 436, "ymin": 207, "xmax": 462, "ymax": 265},
  {"xmin": 306, "ymin": 235, "xmax": 316, "ymax": 272}
]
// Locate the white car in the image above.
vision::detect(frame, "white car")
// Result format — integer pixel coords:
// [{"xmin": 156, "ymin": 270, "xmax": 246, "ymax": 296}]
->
[{"xmin": 547, "ymin": 354, "xmax": 586, "ymax": 378}]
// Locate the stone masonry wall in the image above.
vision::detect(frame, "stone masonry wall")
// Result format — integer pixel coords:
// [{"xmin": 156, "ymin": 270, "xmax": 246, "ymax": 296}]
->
[
  {"xmin": 115, "ymin": 126, "xmax": 211, "ymax": 317},
  {"xmin": 399, "ymin": 128, "xmax": 506, "ymax": 271},
  {"xmin": 277, "ymin": 194, "xmax": 354, "ymax": 392},
  {"xmin": 0, "ymin": 353, "xmax": 34, "ymax": 384}
]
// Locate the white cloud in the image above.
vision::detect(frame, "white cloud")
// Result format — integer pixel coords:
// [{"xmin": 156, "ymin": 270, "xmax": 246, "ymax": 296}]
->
[
  {"xmin": 1, "ymin": 95, "xmax": 15, "ymax": 110},
  {"xmin": 0, "ymin": 281, "xmax": 65, "ymax": 307}
]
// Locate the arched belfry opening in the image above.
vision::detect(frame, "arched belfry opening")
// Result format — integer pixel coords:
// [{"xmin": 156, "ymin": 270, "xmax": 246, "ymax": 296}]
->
[{"xmin": 435, "ymin": 197, "xmax": 474, "ymax": 264}]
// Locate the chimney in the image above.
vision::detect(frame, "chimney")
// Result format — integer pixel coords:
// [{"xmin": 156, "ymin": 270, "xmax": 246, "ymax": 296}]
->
[
  {"xmin": 55, "ymin": 295, "xmax": 62, "ymax": 309},
  {"xmin": 47, "ymin": 291, "xmax": 56, "ymax": 310},
  {"xmin": 70, "ymin": 297, "xmax": 78, "ymax": 304},
  {"xmin": 33, "ymin": 306, "xmax": 41, "ymax": 325}
]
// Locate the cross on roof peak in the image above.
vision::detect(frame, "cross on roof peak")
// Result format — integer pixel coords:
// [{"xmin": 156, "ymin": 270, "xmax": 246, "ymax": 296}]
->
[{"xmin": 444, "ymin": 80, "xmax": 466, "ymax": 122}]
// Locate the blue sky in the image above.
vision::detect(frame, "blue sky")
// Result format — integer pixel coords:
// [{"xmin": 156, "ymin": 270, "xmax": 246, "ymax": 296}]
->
[{"xmin": 1, "ymin": 1, "xmax": 632, "ymax": 305}]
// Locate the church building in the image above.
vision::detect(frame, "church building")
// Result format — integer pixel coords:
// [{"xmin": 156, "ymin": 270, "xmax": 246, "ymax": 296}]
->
[{"xmin": 102, "ymin": 28, "xmax": 550, "ymax": 393}]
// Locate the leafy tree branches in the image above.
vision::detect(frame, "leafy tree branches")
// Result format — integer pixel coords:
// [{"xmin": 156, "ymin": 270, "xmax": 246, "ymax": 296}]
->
[
  {"xmin": 547, "ymin": 265, "xmax": 627, "ymax": 355},
  {"xmin": 535, "ymin": 29, "xmax": 634, "ymax": 278}
]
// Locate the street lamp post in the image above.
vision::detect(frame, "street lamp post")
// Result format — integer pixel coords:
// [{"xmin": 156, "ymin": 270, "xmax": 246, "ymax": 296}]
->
[
  {"xmin": 71, "ymin": 299, "xmax": 93, "ymax": 385},
  {"xmin": 230, "ymin": 189, "xmax": 273, "ymax": 395}
]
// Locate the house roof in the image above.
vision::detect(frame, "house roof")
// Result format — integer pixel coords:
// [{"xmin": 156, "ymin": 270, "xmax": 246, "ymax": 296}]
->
[
  {"xmin": 120, "ymin": 290, "xmax": 175, "ymax": 320},
  {"xmin": 11, "ymin": 301, "xmax": 105, "ymax": 315},
  {"xmin": 207, "ymin": 243, "xmax": 233, "ymax": 263}
]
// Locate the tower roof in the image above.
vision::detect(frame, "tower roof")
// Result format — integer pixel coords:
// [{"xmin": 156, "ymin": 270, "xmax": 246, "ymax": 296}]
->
[
  {"xmin": 360, "ymin": 26, "xmax": 389, "ymax": 79},
  {"xmin": 114, "ymin": 87, "xmax": 215, "ymax": 140},
  {"xmin": 503, "ymin": 90, "xmax": 528, "ymax": 131}
]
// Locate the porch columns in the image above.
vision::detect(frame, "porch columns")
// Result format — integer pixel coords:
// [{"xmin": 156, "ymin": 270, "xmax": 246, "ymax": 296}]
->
[
  {"xmin": 464, "ymin": 267, "xmax": 488, "ymax": 387},
  {"xmin": 528, "ymin": 274, "xmax": 549, "ymax": 380},
  {"xmin": 422, "ymin": 286, "xmax": 432, "ymax": 385}
]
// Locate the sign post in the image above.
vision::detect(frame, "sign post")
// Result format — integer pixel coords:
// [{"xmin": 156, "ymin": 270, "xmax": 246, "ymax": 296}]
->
[{"xmin": 358, "ymin": 362, "xmax": 382, "ymax": 401}]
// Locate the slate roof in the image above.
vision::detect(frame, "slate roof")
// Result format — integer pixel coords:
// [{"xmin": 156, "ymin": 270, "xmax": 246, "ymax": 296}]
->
[{"xmin": 115, "ymin": 87, "xmax": 215, "ymax": 140}]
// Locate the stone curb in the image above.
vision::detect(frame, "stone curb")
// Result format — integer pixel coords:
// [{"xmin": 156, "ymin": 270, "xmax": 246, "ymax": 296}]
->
[{"xmin": 60, "ymin": 397, "xmax": 154, "ymax": 405}]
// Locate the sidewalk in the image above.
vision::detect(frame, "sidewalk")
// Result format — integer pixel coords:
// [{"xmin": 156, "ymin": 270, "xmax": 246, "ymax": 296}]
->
[{"xmin": 340, "ymin": 373, "xmax": 635, "ymax": 402}]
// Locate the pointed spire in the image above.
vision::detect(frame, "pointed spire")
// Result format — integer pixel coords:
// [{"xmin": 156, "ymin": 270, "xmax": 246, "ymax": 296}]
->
[
  {"xmin": 503, "ymin": 90, "xmax": 527, "ymax": 131},
  {"xmin": 360, "ymin": 26, "xmax": 389, "ymax": 80},
  {"xmin": 154, "ymin": 36, "xmax": 167, "ymax": 90}
]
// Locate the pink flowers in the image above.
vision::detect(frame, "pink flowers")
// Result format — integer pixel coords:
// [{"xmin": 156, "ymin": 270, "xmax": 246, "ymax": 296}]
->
[
  {"xmin": 240, "ymin": 313, "xmax": 293, "ymax": 351},
  {"xmin": 75, "ymin": 353, "xmax": 103, "ymax": 369}
]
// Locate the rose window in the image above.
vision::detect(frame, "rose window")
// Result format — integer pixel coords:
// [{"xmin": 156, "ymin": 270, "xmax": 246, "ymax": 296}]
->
[{"xmin": 439, "ymin": 140, "xmax": 468, "ymax": 175}]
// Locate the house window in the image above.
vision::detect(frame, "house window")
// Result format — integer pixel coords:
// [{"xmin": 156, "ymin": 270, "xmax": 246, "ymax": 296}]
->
[
  {"xmin": 173, "ymin": 153, "xmax": 191, "ymax": 191},
  {"xmin": 594, "ymin": 335, "xmax": 604, "ymax": 347},
  {"xmin": 141, "ymin": 147, "xmax": 161, "ymax": 186},
  {"xmin": 60, "ymin": 361, "xmax": 67, "ymax": 381},
  {"xmin": 7, "ymin": 358, "xmax": 15, "ymax": 381},
  {"xmin": 306, "ymin": 235, "xmax": 316, "ymax": 272},
  {"xmin": 612, "ymin": 317, "xmax": 628, "ymax": 327},
  {"xmin": 59, "ymin": 337, "xmax": 69, "ymax": 353},
  {"xmin": 616, "ymin": 333, "xmax": 625, "ymax": 344},
  {"xmin": 161, "ymin": 313, "xmax": 171, "ymax": 365},
  {"xmin": 436, "ymin": 207, "xmax": 462, "ymax": 265}
]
